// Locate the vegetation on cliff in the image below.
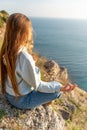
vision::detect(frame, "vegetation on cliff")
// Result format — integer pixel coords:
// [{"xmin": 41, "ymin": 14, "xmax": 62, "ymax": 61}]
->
[
  {"xmin": 0, "ymin": 10, "xmax": 9, "ymax": 50},
  {"xmin": 0, "ymin": 10, "xmax": 9, "ymax": 27}
]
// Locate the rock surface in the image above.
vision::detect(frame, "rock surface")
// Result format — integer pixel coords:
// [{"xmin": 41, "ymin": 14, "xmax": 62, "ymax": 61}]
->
[
  {"xmin": 44, "ymin": 60, "xmax": 69, "ymax": 84},
  {"xmin": 0, "ymin": 94, "xmax": 65, "ymax": 130}
]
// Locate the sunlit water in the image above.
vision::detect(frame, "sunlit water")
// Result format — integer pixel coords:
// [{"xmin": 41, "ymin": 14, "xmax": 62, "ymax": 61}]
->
[{"xmin": 31, "ymin": 17, "xmax": 87, "ymax": 91}]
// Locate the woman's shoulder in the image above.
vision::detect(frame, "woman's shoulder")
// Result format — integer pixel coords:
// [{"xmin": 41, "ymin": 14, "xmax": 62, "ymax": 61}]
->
[{"xmin": 19, "ymin": 48, "xmax": 34, "ymax": 63}]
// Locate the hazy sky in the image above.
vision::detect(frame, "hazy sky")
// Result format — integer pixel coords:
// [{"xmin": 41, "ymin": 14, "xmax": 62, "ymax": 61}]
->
[{"xmin": 0, "ymin": 0, "xmax": 87, "ymax": 19}]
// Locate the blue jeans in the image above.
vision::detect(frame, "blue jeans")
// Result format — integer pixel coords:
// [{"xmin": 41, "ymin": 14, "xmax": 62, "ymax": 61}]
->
[{"xmin": 5, "ymin": 91, "xmax": 62, "ymax": 109}]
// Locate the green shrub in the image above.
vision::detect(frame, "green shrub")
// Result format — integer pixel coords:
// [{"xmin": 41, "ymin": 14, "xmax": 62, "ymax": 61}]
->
[
  {"xmin": 0, "ymin": 10, "xmax": 9, "ymax": 27},
  {"xmin": 0, "ymin": 16, "xmax": 4, "ymax": 27},
  {"xmin": 0, "ymin": 109, "xmax": 6, "ymax": 120}
]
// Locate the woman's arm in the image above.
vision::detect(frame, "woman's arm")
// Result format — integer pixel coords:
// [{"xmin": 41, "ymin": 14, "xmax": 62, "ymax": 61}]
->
[
  {"xmin": 20, "ymin": 52, "xmax": 76, "ymax": 93},
  {"xmin": 20, "ymin": 52, "xmax": 63, "ymax": 93}
]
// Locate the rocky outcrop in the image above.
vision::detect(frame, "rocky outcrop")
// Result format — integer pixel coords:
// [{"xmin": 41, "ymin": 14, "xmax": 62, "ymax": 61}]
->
[
  {"xmin": 0, "ymin": 94, "xmax": 65, "ymax": 130},
  {"xmin": 44, "ymin": 60, "xmax": 69, "ymax": 84}
]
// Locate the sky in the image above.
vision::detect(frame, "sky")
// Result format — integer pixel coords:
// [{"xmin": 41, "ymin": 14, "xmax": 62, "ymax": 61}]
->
[{"xmin": 0, "ymin": 0, "xmax": 87, "ymax": 19}]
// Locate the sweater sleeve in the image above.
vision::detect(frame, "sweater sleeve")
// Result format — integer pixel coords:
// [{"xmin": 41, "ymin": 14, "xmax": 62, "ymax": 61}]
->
[{"xmin": 21, "ymin": 52, "xmax": 63, "ymax": 93}]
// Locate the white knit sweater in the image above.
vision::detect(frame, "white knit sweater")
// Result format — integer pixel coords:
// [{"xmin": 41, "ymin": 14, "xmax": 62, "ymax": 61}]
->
[{"xmin": 6, "ymin": 48, "xmax": 62, "ymax": 96}]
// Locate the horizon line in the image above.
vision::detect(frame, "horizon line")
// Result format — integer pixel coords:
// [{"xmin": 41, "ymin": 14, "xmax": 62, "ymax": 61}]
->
[{"xmin": 29, "ymin": 16, "xmax": 87, "ymax": 21}]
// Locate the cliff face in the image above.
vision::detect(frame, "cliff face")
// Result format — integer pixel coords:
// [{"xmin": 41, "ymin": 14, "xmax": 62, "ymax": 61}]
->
[
  {"xmin": 0, "ymin": 10, "xmax": 87, "ymax": 130},
  {"xmin": 36, "ymin": 57, "xmax": 87, "ymax": 130}
]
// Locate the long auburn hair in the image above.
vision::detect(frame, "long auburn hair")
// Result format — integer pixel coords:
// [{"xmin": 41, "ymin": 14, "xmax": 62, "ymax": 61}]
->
[{"xmin": 0, "ymin": 13, "xmax": 33, "ymax": 96}]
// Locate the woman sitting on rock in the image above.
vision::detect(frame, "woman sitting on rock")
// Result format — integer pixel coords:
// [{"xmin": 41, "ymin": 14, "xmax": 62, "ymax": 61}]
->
[{"xmin": 0, "ymin": 13, "xmax": 77, "ymax": 109}]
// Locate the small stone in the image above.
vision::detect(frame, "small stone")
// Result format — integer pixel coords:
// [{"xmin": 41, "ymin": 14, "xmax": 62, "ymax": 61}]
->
[{"xmin": 59, "ymin": 109, "xmax": 70, "ymax": 120}]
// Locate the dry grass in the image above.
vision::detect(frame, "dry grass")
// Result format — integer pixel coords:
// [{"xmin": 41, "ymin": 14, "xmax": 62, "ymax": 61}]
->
[{"xmin": 51, "ymin": 87, "xmax": 87, "ymax": 130}]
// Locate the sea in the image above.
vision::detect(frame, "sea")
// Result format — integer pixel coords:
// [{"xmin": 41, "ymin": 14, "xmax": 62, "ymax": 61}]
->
[{"xmin": 30, "ymin": 17, "xmax": 87, "ymax": 91}]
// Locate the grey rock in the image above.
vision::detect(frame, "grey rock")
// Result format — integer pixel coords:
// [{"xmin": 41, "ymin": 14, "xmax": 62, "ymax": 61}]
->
[{"xmin": 0, "ymin": 94, "xmax": 65, "ymax": 130}]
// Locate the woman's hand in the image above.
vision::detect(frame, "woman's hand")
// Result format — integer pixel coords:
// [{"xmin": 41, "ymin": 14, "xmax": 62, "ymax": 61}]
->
[{"xmin": 60, "ymin": 83, "xmax": 77, "ymax": 92}]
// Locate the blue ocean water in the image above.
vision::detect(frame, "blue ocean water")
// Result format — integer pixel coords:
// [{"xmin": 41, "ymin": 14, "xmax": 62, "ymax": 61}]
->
[{"xmin": 31, "ymin": 17, "xmax": 87, "ymax": 91}]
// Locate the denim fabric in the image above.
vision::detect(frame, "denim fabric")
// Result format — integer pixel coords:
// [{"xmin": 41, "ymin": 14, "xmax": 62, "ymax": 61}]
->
[{"xmin": 5, "ymin": 91, "xmax": 62, "ymax": 109}]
